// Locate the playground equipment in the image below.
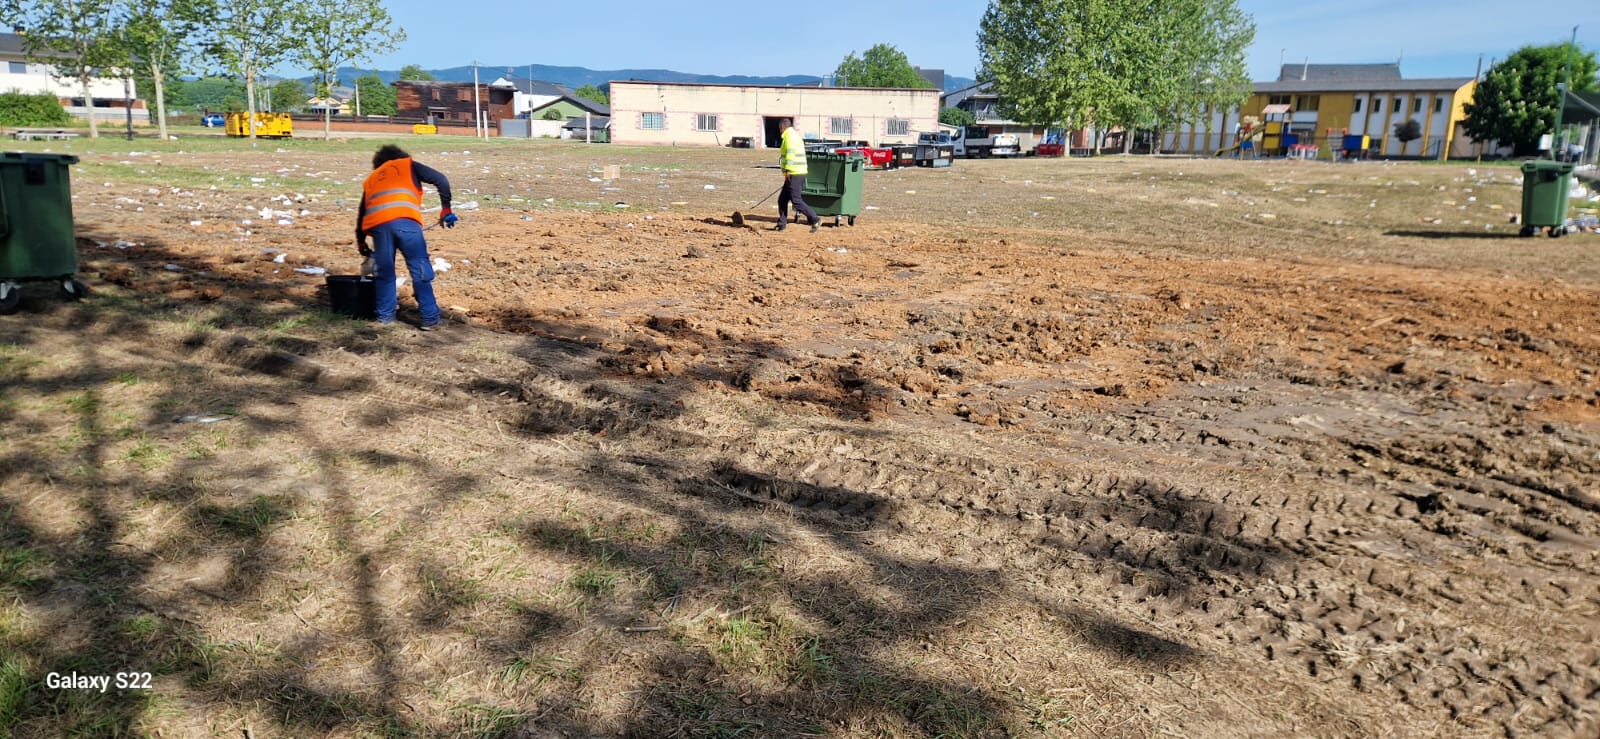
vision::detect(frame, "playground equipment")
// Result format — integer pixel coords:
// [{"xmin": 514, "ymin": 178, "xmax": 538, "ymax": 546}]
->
[{"xmin": 1215, "ymin": 115, "xmax": 1264, "ymax": 158}]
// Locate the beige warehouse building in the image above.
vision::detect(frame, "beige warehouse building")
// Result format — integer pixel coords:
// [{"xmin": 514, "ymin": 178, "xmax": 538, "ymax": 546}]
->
[{"xmin": 609, "ymin": 81, "xmax": 940, "ymax": 148}]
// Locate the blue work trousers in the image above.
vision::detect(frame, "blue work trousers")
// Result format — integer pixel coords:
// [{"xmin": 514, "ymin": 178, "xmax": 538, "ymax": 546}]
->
[{"xmin": 369, "ymin": 219, "xmax": 439, "ymax": 325}]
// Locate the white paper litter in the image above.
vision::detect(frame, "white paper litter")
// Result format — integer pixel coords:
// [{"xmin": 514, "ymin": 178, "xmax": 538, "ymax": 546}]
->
[
  {"xmin": 273, "ymin": 253, "xmax": 287, "ymax": 263},
  {"xmin": 293, "ymin": 266, "xmax": 326, "ymax": 275},
  {"xmin": 164, "ymin": 264, "xmax": 183, "ymax": 272},
  {"xmin": 431, "ymin": 257, "xmax": 451, "ymax": 272}
]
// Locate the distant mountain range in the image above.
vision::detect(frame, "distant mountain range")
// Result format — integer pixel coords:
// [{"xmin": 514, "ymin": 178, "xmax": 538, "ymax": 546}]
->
[{"xmin": 332, "ymin": 64, "xmax": 976, "ymax": 93}]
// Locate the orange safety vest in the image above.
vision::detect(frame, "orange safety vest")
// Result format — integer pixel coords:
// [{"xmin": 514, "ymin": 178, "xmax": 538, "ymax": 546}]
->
[{"xmin": 361, "ymin": 158, "xmax": 424, "ymax": 231}]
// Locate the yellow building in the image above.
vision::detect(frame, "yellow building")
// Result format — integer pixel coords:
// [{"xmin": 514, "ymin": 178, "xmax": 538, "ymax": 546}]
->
[
  {"xmin": 609, "ymin": 81, "xmax": 939, "ymax": 148},
  {"xmin": 1164, "ymin": 64, "xmax": 1478, "ymax": 159}
]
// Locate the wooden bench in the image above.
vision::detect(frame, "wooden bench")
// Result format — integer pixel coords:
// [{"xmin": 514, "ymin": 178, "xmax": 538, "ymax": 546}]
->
[{"xmin": 10, "ymin": 128, "xmax": 80, "ymax": 141}]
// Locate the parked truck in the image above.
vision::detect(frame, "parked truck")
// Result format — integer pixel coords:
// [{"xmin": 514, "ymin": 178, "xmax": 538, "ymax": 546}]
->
[{"xmin": 953, "ymin": 125, "xmax": 1020, "ymax": 158}]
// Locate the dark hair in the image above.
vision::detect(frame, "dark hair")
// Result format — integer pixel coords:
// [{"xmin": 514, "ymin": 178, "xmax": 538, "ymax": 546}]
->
[
  {"xmin": 372, "ymin": 144, "xmax": 410, "ymax": 168},
  {"xmin": 779, "ymin": 118, "xmax": 793, "ymax": 128}
]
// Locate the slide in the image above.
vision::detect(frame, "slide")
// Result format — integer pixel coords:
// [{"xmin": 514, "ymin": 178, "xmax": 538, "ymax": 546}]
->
[{"xmin": 1214, "ymin": 129, "xmax": 1265, "ymax": 158}]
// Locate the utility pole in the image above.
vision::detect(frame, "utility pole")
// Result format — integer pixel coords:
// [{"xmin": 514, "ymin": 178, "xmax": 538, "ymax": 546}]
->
[
  {"xmin": 473, "ymin": 60, "xmax": 483, "ymax": 139},
  {"xmin": 1554, "ymin": 25, "xmax": 1579, "ymax": 160}
]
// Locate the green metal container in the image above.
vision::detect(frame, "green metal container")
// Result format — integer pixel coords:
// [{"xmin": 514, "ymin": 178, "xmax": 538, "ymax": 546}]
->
[
  {"xmin": 802, "ymin": 152, "xmax": 865, "ymax": 226},
  {"xmin": 1, "ymin": 152, "xmax": 80, "ymax": 280},
  {"xmin": 1518, "ymin": 160, "xmax": 1574, "ymax": 234}
]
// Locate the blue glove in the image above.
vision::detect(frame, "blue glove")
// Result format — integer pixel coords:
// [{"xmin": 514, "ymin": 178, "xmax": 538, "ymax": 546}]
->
[{"xmin": 440, "ymin": 207, "xmax": 458, "ymax": 228}]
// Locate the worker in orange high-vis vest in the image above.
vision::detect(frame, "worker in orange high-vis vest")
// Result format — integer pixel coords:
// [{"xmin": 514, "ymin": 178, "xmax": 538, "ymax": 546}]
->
[{"xmin": 356, "ymin": 144, "xmax": 457, "ymax": 329}]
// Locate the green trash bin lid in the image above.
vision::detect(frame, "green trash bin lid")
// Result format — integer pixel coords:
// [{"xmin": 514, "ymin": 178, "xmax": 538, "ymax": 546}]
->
[
  {"xmin": 0, "ymin": 151, "xmax": 80, "ymax": 165},
  {"xmin": 1520, "ymin": 159, "xmax": 1574, "ymax": 175}
]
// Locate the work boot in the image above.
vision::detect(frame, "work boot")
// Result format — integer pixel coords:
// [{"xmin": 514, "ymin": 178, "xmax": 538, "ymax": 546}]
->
[
  {"xmin": 772, "ymin": 224, "xmax": 786, "ymax": 232},
  {"xmin": 809, "ymin": 222, "xmax": 820, "ymax": 233}
]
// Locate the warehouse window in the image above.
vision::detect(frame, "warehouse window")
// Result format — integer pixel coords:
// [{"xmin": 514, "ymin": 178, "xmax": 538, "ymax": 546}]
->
[
  {"xmin": 7, "ymin": 61, "xmax": 25, "ymax": 74},
  {"xmin": 1268, "ymin": 95, "xmax": 1290, "ymax": 106},
  {"xmin": 1373, "ymin": 98, "xmax": 1382, "ymax": 113},
  {"xmin": 641, "ymin": 112, "xmax": 664, "ymax": 130},
  {"xmin": 830, "ymin": 116, "xmax": 853, "ymax": 136},
  {"xmin": 1434, "ymin": 97, "xmax": 1444, "ymax": 113},
  {"xmin": 1393, "ymin": 97, "xmax": 1402, "ymax": 112},
  {"xmin": 1294, "ymin": 95, "xmax": 1320, "ymax": 112},
  {"xmin": 1354, "ymin": 98, "xmax": 1363, "ymax": 113},
  {"xmin": 430, "ymin": 89, "xmax": 441, "ymax": 102},
  {"xmin": 1413, "ymin": 97, "xmax": 1423, "ymax": 113},
  {"xmin": 886, "ymin": 118, "xmax": 909, "ymax": 136},
  {"xmin": 695, "ymin": 113, "xmax": 718, "ymax": 131}
]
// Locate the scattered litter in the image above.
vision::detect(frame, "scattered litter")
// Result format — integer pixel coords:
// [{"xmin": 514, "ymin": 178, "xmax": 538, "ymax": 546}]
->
[
  {"xmin": 906, "ymin": 190, "xmax": 917, "ymax": 194},
  {"xmin": 521, "ymin": 215, "xmax": 534, "ymax": 221},
  {"xmin": 164, "ymin": 264, "xmax": 183, "ymax": 272},
  {"xmin": 1041, "ymin": 196, "xmax": 1055, "ymax": 200},
  {"xmin": 454, "ymin": 201, "xmax": 479, "ymax": 211},
  {"xmin": 704, "ymin": 185, "xmax": 716, "ymax": 190},
  {"xmin": 670, "ymin": 201, "xmax": 688, "ymax": 206},
  {"xmin": 273, "ymin": 253, "xmax": 287, "ymax": 263},
  {"xmin": 293, "ymin": 266, "xmax": 326, "ymax": 275},
  {"xmin": 614, "ymin": 202, "xmax": 628, "ymax": 208},
  {"xmin": 432, "ymin": 257, "xmax": 452, "ymax": 272},
  {"xmin": 277, "ymin": 218, "xmax": 293, "ymax": 225},
  {"xmin": 189, "ymin": 220, "xmax": 203, "ymax": 226},
  {"xmin": 865, "ymin": 206, "xmax": 879, "ymax": 211},
  {"xmin": 115, "ymin": 240, "xmax": 136, "ymax": 249}
]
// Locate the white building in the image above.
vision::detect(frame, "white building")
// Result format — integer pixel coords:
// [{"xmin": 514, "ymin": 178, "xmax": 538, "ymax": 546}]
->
[
  {"xmin": 1, "ymin": 32, "xmax": 144, "ymax": 123},
  {"xmin": 609, "ymin": 80, "xmax": 939, "ymax": 148}
]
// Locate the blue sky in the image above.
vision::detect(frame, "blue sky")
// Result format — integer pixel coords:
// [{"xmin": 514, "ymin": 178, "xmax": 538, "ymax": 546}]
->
[{"xmin": 352, "ymin": 0, "xmax": 1597, "ymax": 83}]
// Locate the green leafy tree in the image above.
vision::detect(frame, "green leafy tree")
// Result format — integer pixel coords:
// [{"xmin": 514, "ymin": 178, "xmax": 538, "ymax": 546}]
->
[
  {"xmin": 294, "ymin": 0, "xmax": 405, "ymax": 139},
  {"xmin": 0, "ymin": 91, "xmax": 75, "ymax": 126},
  {"xmin": 355, "ymin": 73, "xmax": 396, "ymax": 116},
  {"xmin": 398, "ymin": 63, "xmax": 434, "ymax": 81},
  {"xmin": 977, "ymin": 0, "xmax": 1253, "ymax": 154},
  {"xmin": 1, "ymin": 0, "xmax": 125, "ymax": 138},
  {"xmin": 123, "ymin": 0, "xmax": 209, "ymax": 140},
  {"xmin": 834, "ymin": 44, "xmax": 934, "ymax": 88},
  {"xmin": 1463, "ymin": 43, "xmax": 1599, "ymax": 156},
  {"xmin": 939, "ymin": 106, "xmax": 976, "ymax": 128},
  {"xmin": 184, "ymin": 77, "xmax": 247, "ymax": 111},
  {"xmin": 1392, "ymin": 119, "xmax": 1422, "ymax": 149},
  {"xmin": 574, "ymin": 84, "xmax": 609, "ymax": 105},
  {"xmin": 541, "ymin": 108, "xmax": 564, "ymax": 121},
  {"xmin": 208, "ymin": 0, "xmax": 305, "ymax": 141},
  {"xmin": 269, "ymin": 78, "xmax": 307, "ymax": 112}
]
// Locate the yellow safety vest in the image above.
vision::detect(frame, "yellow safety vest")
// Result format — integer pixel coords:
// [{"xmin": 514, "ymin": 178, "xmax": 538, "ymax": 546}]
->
[{"xmin": 779, "ymin": 127, "xmax": 808, "ymax": 176}]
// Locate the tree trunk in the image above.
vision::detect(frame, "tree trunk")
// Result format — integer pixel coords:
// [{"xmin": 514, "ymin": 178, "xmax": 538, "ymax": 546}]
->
[
  {"xmin": 1123, "ymin": 129, "xmax": 1133, "ymax": 155},
  {"xmin": 80, "ymin": 73, "xmax": 99, "ymax": 139},
  {"xmin": 245, "ymin": 62, "xmax": 257, "ymax": 144},
  {"xmin": 152, "ymin": 60, "xmax": 168, "ymax": 141},
  {"xmin": 323, "ymin": 69, "xmax": 332, "ymax": 141}
]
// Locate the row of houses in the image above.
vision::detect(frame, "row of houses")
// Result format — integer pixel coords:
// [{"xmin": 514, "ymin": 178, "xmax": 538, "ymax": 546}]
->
[{"xmin": 0, "ymin": 28, "xmax": 1564, "ymax": 158}]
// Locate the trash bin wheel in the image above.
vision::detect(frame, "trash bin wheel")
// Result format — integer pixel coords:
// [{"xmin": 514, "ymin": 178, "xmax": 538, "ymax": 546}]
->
[
  {"xmin": 1547, "ymin": 226, "xmax": 1565, "ymax": 239},
  {"xmin": 0, "ymin": 285, "xmax": 20, "ymax": 315},
  {"xmin": 848, "ymin": 216, "xmax": 856, "ymax": 226},
  {"xmin": 60, "ymin": 279, "xmax": 89, "ymax": 301},
  {"xmin": 1519, "ymin": 225, "xmax": 1537, "ymax": 237}
]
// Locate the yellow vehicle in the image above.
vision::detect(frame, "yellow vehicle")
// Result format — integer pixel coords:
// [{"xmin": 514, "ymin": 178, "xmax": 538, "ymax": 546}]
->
[{"xmin": 225, "ymin": 111, "xmax": 293, "ymax": 138}]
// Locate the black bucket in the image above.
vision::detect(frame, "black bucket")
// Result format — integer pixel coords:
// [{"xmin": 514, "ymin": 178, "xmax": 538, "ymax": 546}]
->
[{"xmin": 325, "ymin": 275, "xmax": 377, "ymax": 319}]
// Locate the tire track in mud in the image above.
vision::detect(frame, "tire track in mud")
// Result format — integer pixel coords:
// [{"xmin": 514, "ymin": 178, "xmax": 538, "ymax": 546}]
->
[
  {"xmin": 662, "ymin": 421, "xmax": 1599, "ymax": 737},
  {"xmin": 466, "ymin": 336, "xmax": 1600, "ymax": 736}
]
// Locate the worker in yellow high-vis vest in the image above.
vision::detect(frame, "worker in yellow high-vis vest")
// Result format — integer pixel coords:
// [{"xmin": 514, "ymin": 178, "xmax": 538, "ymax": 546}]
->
[{"xmin": 775, "ymin": 118, "xmax": 819, "ymax": 233}]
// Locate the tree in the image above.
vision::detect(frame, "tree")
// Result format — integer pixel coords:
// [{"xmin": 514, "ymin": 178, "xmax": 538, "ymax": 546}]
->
[
  {"xmin": 939, "ymin": 106, "xmax": 975, "ymax": 128},
  {"xmin": 977, "ymin": 0, "xmax": 1253, "ymax": 154},
  {"xmin": 294, "ymin": 0, "xmax": 405, "ymax": 139},
  {"xmin": 1392, "ymin": 119, "xmax": 1422, "ymax": 150},
  {"xmin": 269, "ymin": 78, "xmax": 307, "ymax": 112},
  {"xmin": 398, "ymin": 64, "xmax": 434, "ymax": 81},
  {"xmin": 122, "ymin": 0, "xmax": 209, "ymax": 140},
  {"xmin": 1463, "ymin": 43, "xmax": 1599, "ymax": 156},
  {"xmin": 184, "ymin": 77, "xmax": 247, "ymax": 111},
  {"xmin": 0, "ymin": 91, "xmax": 74, "ymax": 127},
  {"xmin": 355, "ymin": 73, "xmax": 396, "ymax": 116},
  {"xmin": 541, "ymin": 108, "xmax": 564, "ymax": 121},
  {"xmin": 208, "ymin": 0, "xmax": 304, "ymax": 142},
  {"xmin": 574, "ymin": 84, "xmax": 609, "ymax": 105},
  {"xmin": 1, "ymin": 0, "xmax": 125, "ymax": 138},
  {"xmin": 834, "ymin": 44, "xmax": 933, "ymax": 88}
]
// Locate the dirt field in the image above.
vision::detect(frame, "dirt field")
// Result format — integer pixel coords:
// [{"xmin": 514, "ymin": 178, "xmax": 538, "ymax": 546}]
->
[{"xmin": 2, "ymin": 134, "xmax": 1598, "ymax": 738}]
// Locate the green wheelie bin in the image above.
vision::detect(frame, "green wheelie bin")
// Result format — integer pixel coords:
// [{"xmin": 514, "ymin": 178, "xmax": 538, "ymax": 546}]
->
[
  {"xmin": 1, "ymin": 151, "xmax": 83, "ymax": 313},
  {"xmin": 802, "ymin": 152, "xmax": 865, "ymax": 227},
  {"xmin": 1518, "ymin": 160, "xmax": 1575, "ymax": 238}
]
